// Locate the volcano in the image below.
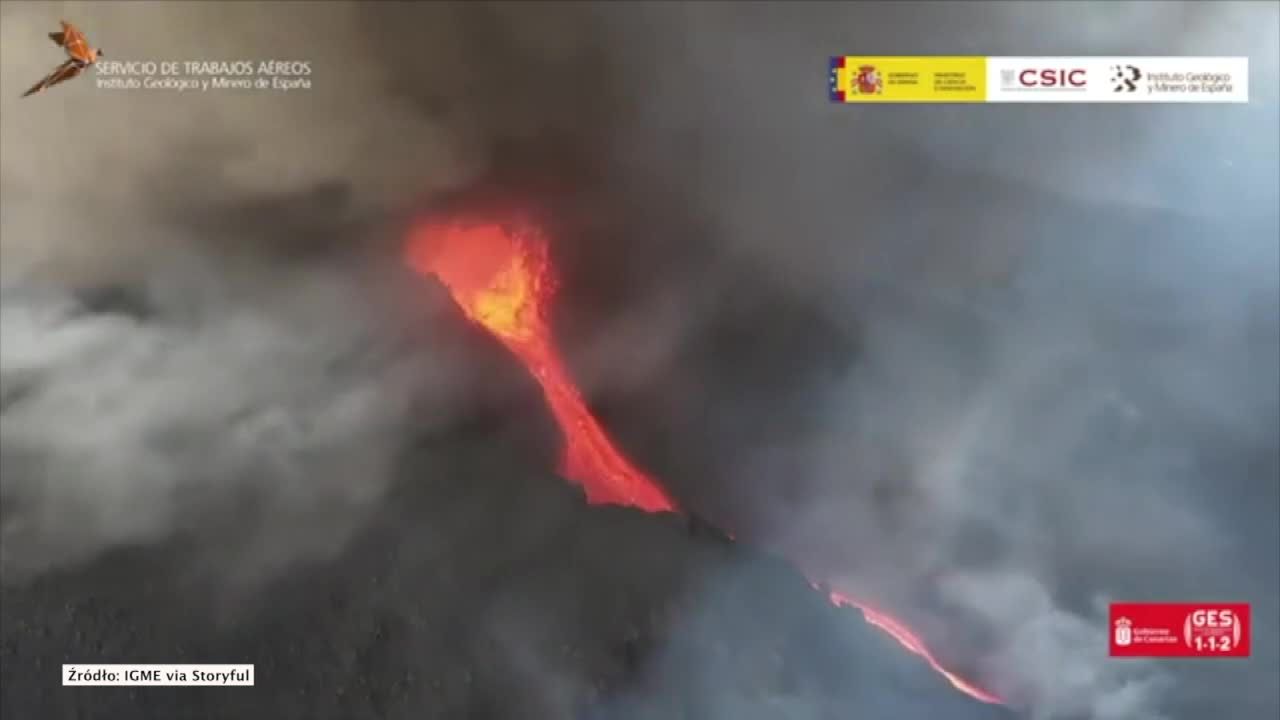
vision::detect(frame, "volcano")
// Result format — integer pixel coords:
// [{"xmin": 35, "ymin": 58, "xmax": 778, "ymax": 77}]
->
[
  {"xmin": 405, "ymin": 216, "xmax": 1004, "ymax": 708},
  {"xmin": 1, "ymin": 222, "xmax": 1016, "ymax": 720},
  {"xmin": 405, "ymin": 220, "xmax": 675, "ymax": 513}
]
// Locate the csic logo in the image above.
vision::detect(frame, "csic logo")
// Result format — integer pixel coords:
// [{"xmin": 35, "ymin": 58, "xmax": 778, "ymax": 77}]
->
[
  {"xmin": 1111, "ymin": 64, "xmax": 1142, "ymax": 92},
  {"xmin": 1012, "ymin": 68, "xmax": 1087, "ymax": 89}
]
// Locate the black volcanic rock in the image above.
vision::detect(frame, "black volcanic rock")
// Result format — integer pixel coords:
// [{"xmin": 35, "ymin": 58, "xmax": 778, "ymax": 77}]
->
[
  {"xmin": 1, "ymin": 267, "xmax": 1015, "ymax": 720},
  {"xmin": 0, "ymin": 435, "xmax": 1015, "ymax": 719}
]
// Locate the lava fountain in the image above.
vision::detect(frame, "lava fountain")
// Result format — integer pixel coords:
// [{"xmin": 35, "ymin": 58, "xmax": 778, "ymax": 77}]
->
[
  {"xmin": 406, "ymin": 220, "xmax": 675, "ymax": 513},
  {"xmin": 405, "ymin": 218, "xmax": 1003, "ymax": 706}
]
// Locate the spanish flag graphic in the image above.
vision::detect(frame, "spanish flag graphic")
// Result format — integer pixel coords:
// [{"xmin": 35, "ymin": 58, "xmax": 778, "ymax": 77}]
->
[
  {"xmin": 829, "ymin": 56, "xmax": 1249, "ymax": 104},
  {"xmin": 829, "ymin": 56, "xmax": 987, "ymax": 103}
]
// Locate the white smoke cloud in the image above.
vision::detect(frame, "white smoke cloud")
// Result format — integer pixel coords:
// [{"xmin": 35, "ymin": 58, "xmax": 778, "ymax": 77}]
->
[
  {"xmin": 938, "ymin": 571, "xmax": 1174, "ymax": 720},
  {"xmin": 583, "ymin": 2, "xmax": 1278, "ymax": 719},
  {"xmin": 0, "ymin": 260, "xmax": 464, "ymax": 582},
  {"xmin": 0, "ymin": 0, "xmax": 608, "ymax": 580},
  {"xmin": 1, "ymin": 2, "xmax": 1275, "ymax": 719}
]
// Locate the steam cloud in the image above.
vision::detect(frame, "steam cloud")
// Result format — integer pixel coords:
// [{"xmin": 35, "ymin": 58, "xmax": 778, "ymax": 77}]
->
[{"xmin": 2, "ymin": 2, "xmax": 1276, "ymax": 719}]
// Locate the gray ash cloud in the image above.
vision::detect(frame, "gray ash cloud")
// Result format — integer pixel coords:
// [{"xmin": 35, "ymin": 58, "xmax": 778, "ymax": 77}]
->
[{"xmin": 2, "ymin": 2, "xmax": 1277, "ymax": 719}]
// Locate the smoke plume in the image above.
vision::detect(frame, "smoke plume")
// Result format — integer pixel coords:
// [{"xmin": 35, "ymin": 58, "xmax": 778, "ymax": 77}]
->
[{"xmin": 1, "ymin": 2, "xmax": 1276, "ymax": 719}]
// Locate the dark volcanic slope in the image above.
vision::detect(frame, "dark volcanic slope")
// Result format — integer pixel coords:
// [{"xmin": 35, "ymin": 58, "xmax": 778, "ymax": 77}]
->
[
  {"xmin": 0, "ymin": 413, "xmax": 1013, "ymax": 719},
  {"xmin": 0, "ymin": 259, "xmax": 1016, "ymax": 720}
]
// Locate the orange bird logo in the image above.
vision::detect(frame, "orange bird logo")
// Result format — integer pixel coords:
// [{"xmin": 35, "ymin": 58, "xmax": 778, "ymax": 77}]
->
[{"xmin": 22, "ymin": 20, "xmax": 104, "ymax": 98}]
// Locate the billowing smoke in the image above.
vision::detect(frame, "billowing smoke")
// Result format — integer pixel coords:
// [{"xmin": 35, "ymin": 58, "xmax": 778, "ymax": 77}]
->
[
  {"xmin": 1, "ymin": 2, "xmax": 1276, "ymax": 719},
  {"xmin": 566, "ymin": 5, "xmax": 1275, "ymax": 720},
  {"xmin": 559, "ymin": 3, "xmax": 1278, "ymax": 718},
  {"xmin": 0, "ymin": 0, "xmax": 612, "ymax": 577}
]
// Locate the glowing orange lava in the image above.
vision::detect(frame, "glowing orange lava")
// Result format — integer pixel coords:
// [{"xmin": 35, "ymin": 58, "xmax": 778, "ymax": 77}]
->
[
  {"xmin": 406, "ymin": 218, "xmax": 1002, "ymax": 706},
  {"xmin": 827, "ymin": 589, "xmax": 1002, "ymax": 704},
  {"xmin": 406, "ymin": 220, "xmax": 675, "ymax": 513}
]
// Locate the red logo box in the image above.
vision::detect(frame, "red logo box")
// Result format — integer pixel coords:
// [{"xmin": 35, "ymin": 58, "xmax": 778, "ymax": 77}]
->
[{"xmin": 1110, "ymin": 603, "xmax": 1250, "ymax": 658}]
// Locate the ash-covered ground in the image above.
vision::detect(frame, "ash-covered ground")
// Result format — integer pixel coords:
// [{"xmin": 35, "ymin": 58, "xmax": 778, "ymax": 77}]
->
[
  {"xmin": 2, "ymin": 2, "xmax": 1277, "ymax": 720},
  {"xmin": 0, "ymin": 296, "xmax": 1014, "ymax": 720}
]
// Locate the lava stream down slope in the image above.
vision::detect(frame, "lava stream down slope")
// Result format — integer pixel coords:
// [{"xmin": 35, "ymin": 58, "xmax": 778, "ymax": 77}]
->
[{"xmin": 405, "ymin": 218, "xmax": 1003, "ymax": 707}]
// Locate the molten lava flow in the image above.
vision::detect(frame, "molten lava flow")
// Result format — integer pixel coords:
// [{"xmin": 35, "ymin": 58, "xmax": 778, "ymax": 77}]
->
[
  {"xmin": 406, "ymin": 220, "xmax": 675, "ymax": 513},
  {"xmin": 406, "ymin": 218, "xmax": 1001, "ymax": 706},
  {"xmin": 827, "ymin": 589, "xmax": 1003, "ymax": 705}
]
